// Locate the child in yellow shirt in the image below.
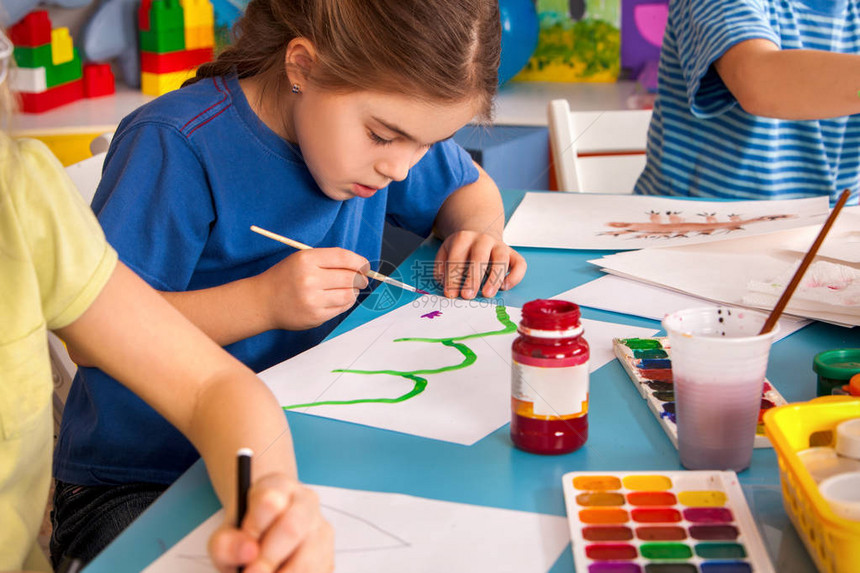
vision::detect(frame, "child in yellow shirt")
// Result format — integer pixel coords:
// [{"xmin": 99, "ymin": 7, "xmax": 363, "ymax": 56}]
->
[{"xmin": 0, "ymin": 28, "xmax": 332, "ymax": 572}]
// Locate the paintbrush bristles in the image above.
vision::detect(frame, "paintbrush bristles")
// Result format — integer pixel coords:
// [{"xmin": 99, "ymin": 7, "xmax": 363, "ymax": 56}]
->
[
  {"xmin": 250, "ymin": 225, "xmax": 427, "ymax": 295},
  {"xmin": 758, "ymin": 189, "xmax": 851, "ymax": 335}
]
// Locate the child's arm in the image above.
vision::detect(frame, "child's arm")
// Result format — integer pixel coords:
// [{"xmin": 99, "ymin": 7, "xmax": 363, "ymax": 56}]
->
[
  {"xmin": 55, "ymin": 262, "xmax": 334, "ymax": 571},
  {"xmin": 714, "ymin": 38, "xmax": 860, "ymax": 120},
  {"xmin": 431, "ymin": 163, "xmax": 527, "ymax": 299},
  {"xmin": 158, "ymin": 247, "xmax": 369, "ymax": 346}
]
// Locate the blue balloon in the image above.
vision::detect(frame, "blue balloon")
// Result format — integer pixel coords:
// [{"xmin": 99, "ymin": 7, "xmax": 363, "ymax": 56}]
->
[{"xmin": 498, "ymin": 0, "xmax": 539, "ymax": 85}]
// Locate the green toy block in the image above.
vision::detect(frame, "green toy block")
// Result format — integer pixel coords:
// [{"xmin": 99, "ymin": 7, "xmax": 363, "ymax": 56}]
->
[
  {"xmin": 139, "ymin": 28, "xmax": 186, "ymax": 53},
  {"xmin": 45, "ymin": 50, "xmax": 82, "ymax": 88},
  {"xmin": 13, "ymin": 44, "xmax": 53, "ymax": 68},
  {"xmin": 150, "ymin": 0, "xmax": 184, "ymax": 31}
]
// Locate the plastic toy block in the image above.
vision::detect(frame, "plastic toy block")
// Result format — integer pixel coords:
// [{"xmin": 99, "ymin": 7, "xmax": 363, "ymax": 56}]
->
[
  {"xmin": 139, "ymin": 0, "xmax": 154, "ymax": 31},
  {"xmin": 140, "ymin": 28, "xmax": 186, "ymax": 53},
  {"xmin": 180, "ymin": 0, "xmax": 214, "ymax": 27},
  {"xmin": 13, "ymin": 44, "xmax": 53, "ymax": 68},
  {"xmin": 140, "ymin": 47, "xmax": 212, "ymax": 74},
  {"xmin": 17, "ymin": 78, "xmax": 84, "ymax": 113},
  {"xmin": 51, "ymin": 28, "xmax": 74, "ymax": 65},
  {"xmin": 150, "ymin": 0, "xmax": 185, "ymax": 31},
  {"xmin": 46, "ymin": 50, "xmax": 82, "ymax": 88},
  {"xmin": 83, "ymin": 63, "xmax": 116, "ymax": 98},
  {"xmin": 184, "ymin": 27, "xmax": 199, "ymax": 50},
  {"xmin": 140, "ymin": 68, "xmax": 196, "ymax": 96},
  {"xmin": 8, "ymin": 10, "xmax": 51, "ymax": 47},
  {"xmin": 10, "ymin": 66, "xmax": 47, "ymax": 93},
  {"xmin": 185, "ymin": 26, "xmax": 214, "ymax": 50}
]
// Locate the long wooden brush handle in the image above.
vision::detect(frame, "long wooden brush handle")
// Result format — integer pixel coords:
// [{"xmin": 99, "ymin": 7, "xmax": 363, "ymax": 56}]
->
[
  {"xmin": 250, "ymin": 225, "xmax": 424, "ymax": 294},
  {"xmin": 759, "ymin": 189, "xmax": 851, "ymax": 334}
]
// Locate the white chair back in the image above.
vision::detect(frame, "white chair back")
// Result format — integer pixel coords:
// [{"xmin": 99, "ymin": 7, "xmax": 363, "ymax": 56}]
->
[
  {"xmin": 64, "ymin": 151, "xmax": 107, "ymax": 205},
  {"xmin": 547, "ymin": 99, "xmax": 652, "ymax": 194}
]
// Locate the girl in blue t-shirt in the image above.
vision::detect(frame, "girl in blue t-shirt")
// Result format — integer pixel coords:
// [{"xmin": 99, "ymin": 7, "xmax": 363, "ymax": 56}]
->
[
  {"xmin": 636, "ymin": 0, "xmax": 860, "ymax": 204},
  {"xmin": 0, "ymin": 25, "xmax": 331, "ymax": 572},
  {"xmin": 53, "ymin": 0, "xmax": 527, "ymax": 563}
]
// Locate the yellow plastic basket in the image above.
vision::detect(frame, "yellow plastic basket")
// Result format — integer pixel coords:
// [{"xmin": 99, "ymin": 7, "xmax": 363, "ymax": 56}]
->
[{"xmin": 763, "ymin": 397, "xmax": 860, "ymax": 573}]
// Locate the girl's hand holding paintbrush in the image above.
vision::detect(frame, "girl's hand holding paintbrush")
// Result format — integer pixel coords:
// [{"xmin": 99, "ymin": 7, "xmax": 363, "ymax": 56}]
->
[{"xmin": 254, "ymin": 245, "xmax": 370, "ymax": 330}]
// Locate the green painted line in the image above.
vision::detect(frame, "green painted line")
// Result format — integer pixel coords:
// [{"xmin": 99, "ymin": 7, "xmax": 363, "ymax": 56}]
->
[
  {"xmin": 283, "ymin": 374, "xmax": 428, "ymax": 409},
  {"xmin": 283, "ymin": 305, "xmax": 514, "ymax": 410}
]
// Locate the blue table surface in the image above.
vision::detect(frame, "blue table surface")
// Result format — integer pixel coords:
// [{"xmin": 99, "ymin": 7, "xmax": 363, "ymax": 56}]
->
[{"xmin": 86, "ymin": 190, "xmax": 858, "ymax": 572}]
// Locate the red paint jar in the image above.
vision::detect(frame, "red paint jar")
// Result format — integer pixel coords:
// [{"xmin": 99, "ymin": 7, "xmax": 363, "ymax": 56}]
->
[{"xmin": 511, "ymin": 299, "xmax": 590, "ymax": 454}]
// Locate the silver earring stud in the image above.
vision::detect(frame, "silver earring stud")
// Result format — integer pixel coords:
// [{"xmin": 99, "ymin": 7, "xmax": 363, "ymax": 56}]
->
[{"xmin": 291, "ymin": 83, "xmax": 301, "ymax": 94}]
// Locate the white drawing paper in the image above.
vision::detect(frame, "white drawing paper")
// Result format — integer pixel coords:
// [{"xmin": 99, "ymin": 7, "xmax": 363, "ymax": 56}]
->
[
  {"xmin": 589, "ymin": 226, "xmax": 860, "ymax": 327},
  {"xmin": 779, "ymin": 207, "xmax": 860, "ymax": 263},
  {"xmin": 744, "ymin": 260, "xmax": 860, "ymax": 311},
  {"xmin": 142, "ymin": 485, "xmax": 571, "ymax": 573},
  {"xmin": 260, "ymin": 296, "xmax": 658, "ymax": 445},
  {"xmin": 502, "ymin": 193, "xmax": 828, "ymax": 250},
  {"xmin": 555, "ymin": 275, "xmax": 811, "ymax": 340}
]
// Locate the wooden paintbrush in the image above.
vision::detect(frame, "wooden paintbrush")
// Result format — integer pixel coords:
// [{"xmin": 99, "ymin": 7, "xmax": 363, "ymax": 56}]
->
[
  {"xmin": 250, "ymin": 225, "xmax": 429, "ymax": 295},
  {"xmin": 759, "ymin": 189, "xmax": 851, "ymax": 334}
]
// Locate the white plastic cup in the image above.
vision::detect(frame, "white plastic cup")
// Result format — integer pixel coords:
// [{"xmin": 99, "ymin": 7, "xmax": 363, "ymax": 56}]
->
[
  {"xmin": 797, "ymin": 447, "xmax": 860, "ymax": 483},
  {"xmin": 835, "ymin": 418, "xmax": 860, "ymax": 460},
  {"xmin": 663, "ymin": 307, "xmax": 778, "ymax": 471},
  {"xmin": 819, "ymin": 471, "xmax": 860, "ymax": 521}
]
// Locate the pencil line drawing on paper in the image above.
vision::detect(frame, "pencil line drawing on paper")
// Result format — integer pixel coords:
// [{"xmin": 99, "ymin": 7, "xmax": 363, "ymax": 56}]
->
[
  {"xmin": 282, "ymin": 306, "xmax": 516, "ymax": 411},
  {"xmin": 322, "ymin": 503, "xmax": 411, "ymax": 553},
  {"xmin": 601, "ymin": 210, "xmax": 796, "ymax": 239},
  {"xmin": 171, "ymin": 503, "xmax": 412, "ymax": 567}
]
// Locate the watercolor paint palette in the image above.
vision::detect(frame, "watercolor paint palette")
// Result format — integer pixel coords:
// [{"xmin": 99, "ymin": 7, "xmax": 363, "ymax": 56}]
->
[
  {"xmin": 562, "ymin": 470, "xmax": 774, "ymax": 573},
  {"xmin": 613, "ymin": 338, "xmax": 787, "ymax": 449}
]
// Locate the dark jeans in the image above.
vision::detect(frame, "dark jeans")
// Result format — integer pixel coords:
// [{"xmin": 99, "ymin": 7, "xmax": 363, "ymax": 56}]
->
[{"xmin": 50, "ymin": 480, "xmax": 167, "ymax": 568}]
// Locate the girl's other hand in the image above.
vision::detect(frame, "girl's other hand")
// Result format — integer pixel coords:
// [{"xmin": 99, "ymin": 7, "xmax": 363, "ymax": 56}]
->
[
  {"xmin": 256, "ymin": 247, "xmax": 369, "ymax": 330},
  {"xmin": 209, "ymin": 475, "xmax": 334, "ymax": 573},
  {"xmin": 434, "ymin": 231, "xmax": 526, "ymax": 299}
]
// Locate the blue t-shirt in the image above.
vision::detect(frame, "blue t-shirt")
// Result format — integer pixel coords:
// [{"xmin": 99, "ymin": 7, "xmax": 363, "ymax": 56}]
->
[
  {"xmin": 636, "ymin": 0, "xmax": 860, "ymax": 204},
  {"xmin": 55, "ymin": 73, "xmax": 479, "ymax": 485}
]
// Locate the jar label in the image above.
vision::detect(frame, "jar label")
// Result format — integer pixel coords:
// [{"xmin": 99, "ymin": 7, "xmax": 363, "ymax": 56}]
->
[{"xmin": 512, "ymin": 360, "xmax": 589, "ymax": 418}]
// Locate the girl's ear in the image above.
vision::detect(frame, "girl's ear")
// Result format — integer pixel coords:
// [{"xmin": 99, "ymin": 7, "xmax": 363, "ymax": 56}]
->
[{"xmin": 284, "ymin": 37, "xmax": 317, "ymax": 86}]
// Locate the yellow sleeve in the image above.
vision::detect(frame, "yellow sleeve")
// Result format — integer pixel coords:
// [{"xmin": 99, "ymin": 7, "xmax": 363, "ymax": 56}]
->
[{"xmin": 11, "ymin": 138, "xmax": 118, "ymax": 330}]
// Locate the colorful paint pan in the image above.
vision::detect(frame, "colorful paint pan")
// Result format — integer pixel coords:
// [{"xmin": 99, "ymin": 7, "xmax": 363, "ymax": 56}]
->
[
  {"xmin": 562, "ymin": 471, "xmax": 773, "ymax": 573},
  {"xmin": 613, "ymin": 337, "xmax": 787, "ymax": 449}
]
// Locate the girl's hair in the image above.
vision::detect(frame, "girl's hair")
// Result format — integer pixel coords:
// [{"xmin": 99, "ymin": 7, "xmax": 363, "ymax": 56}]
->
[{"xmin": 189, "ymin": 0, "xmax": 501, "ymax": 122}]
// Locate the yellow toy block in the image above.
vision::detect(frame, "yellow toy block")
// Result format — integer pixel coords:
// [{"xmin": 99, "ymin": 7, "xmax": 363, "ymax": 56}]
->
[
  {"xmin": 184, "ymin": 26, "xmax": 199, "ymax": 50},
  {"xmin": 180, "ymin": 0, "xmax": 214, "ymax": 27},
  {"xmin": 51, "ymin": 27, "xmax": 74, "ymax": 65},
  {"xmin": 141, "ymin": 68, "xmax": 197, "ymax": 96},
  {"xmin": 185, "ymin": 25, "xmax": 214, "ymax": 50},
  {"xmin": 198, "ymin": 25, "xmax": 214, "ymax": 48}
]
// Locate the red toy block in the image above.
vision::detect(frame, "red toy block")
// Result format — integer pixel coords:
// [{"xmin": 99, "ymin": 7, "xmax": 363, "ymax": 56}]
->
[
  {"xmin": 139, "ymin": 0, "xmax": 154, "ymax": 31},
  {"xmin": 83, "ymin": 62, "xmax": 116, "ymax": 98},
  {"xmin": 17, "ymin": 78, "xmax": 84, "ymax": 113},
  {"xmin": 140, "ymin": 47, "xmax": 213, "ymax": 74},
  {"xmin": 8, "ymin": 10, "xmax": 52, "ymax": 47}
]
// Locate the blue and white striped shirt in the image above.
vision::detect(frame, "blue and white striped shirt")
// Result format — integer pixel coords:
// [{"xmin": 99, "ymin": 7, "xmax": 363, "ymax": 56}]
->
[{"xmin": 636, "ymin": 0, "xmax": 860, "ymax": 205}]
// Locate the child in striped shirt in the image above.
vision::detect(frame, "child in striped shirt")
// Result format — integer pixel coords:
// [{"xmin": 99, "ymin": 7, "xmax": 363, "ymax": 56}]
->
[{"xmin": 637, "ymin": 0, "xmax": 860, "ymax": 205}]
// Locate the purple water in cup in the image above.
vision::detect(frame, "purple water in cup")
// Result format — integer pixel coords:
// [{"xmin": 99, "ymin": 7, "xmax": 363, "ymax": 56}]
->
[{"xmin": 663, "ymin": 307, "xmax": 778, "ymax": 471}]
